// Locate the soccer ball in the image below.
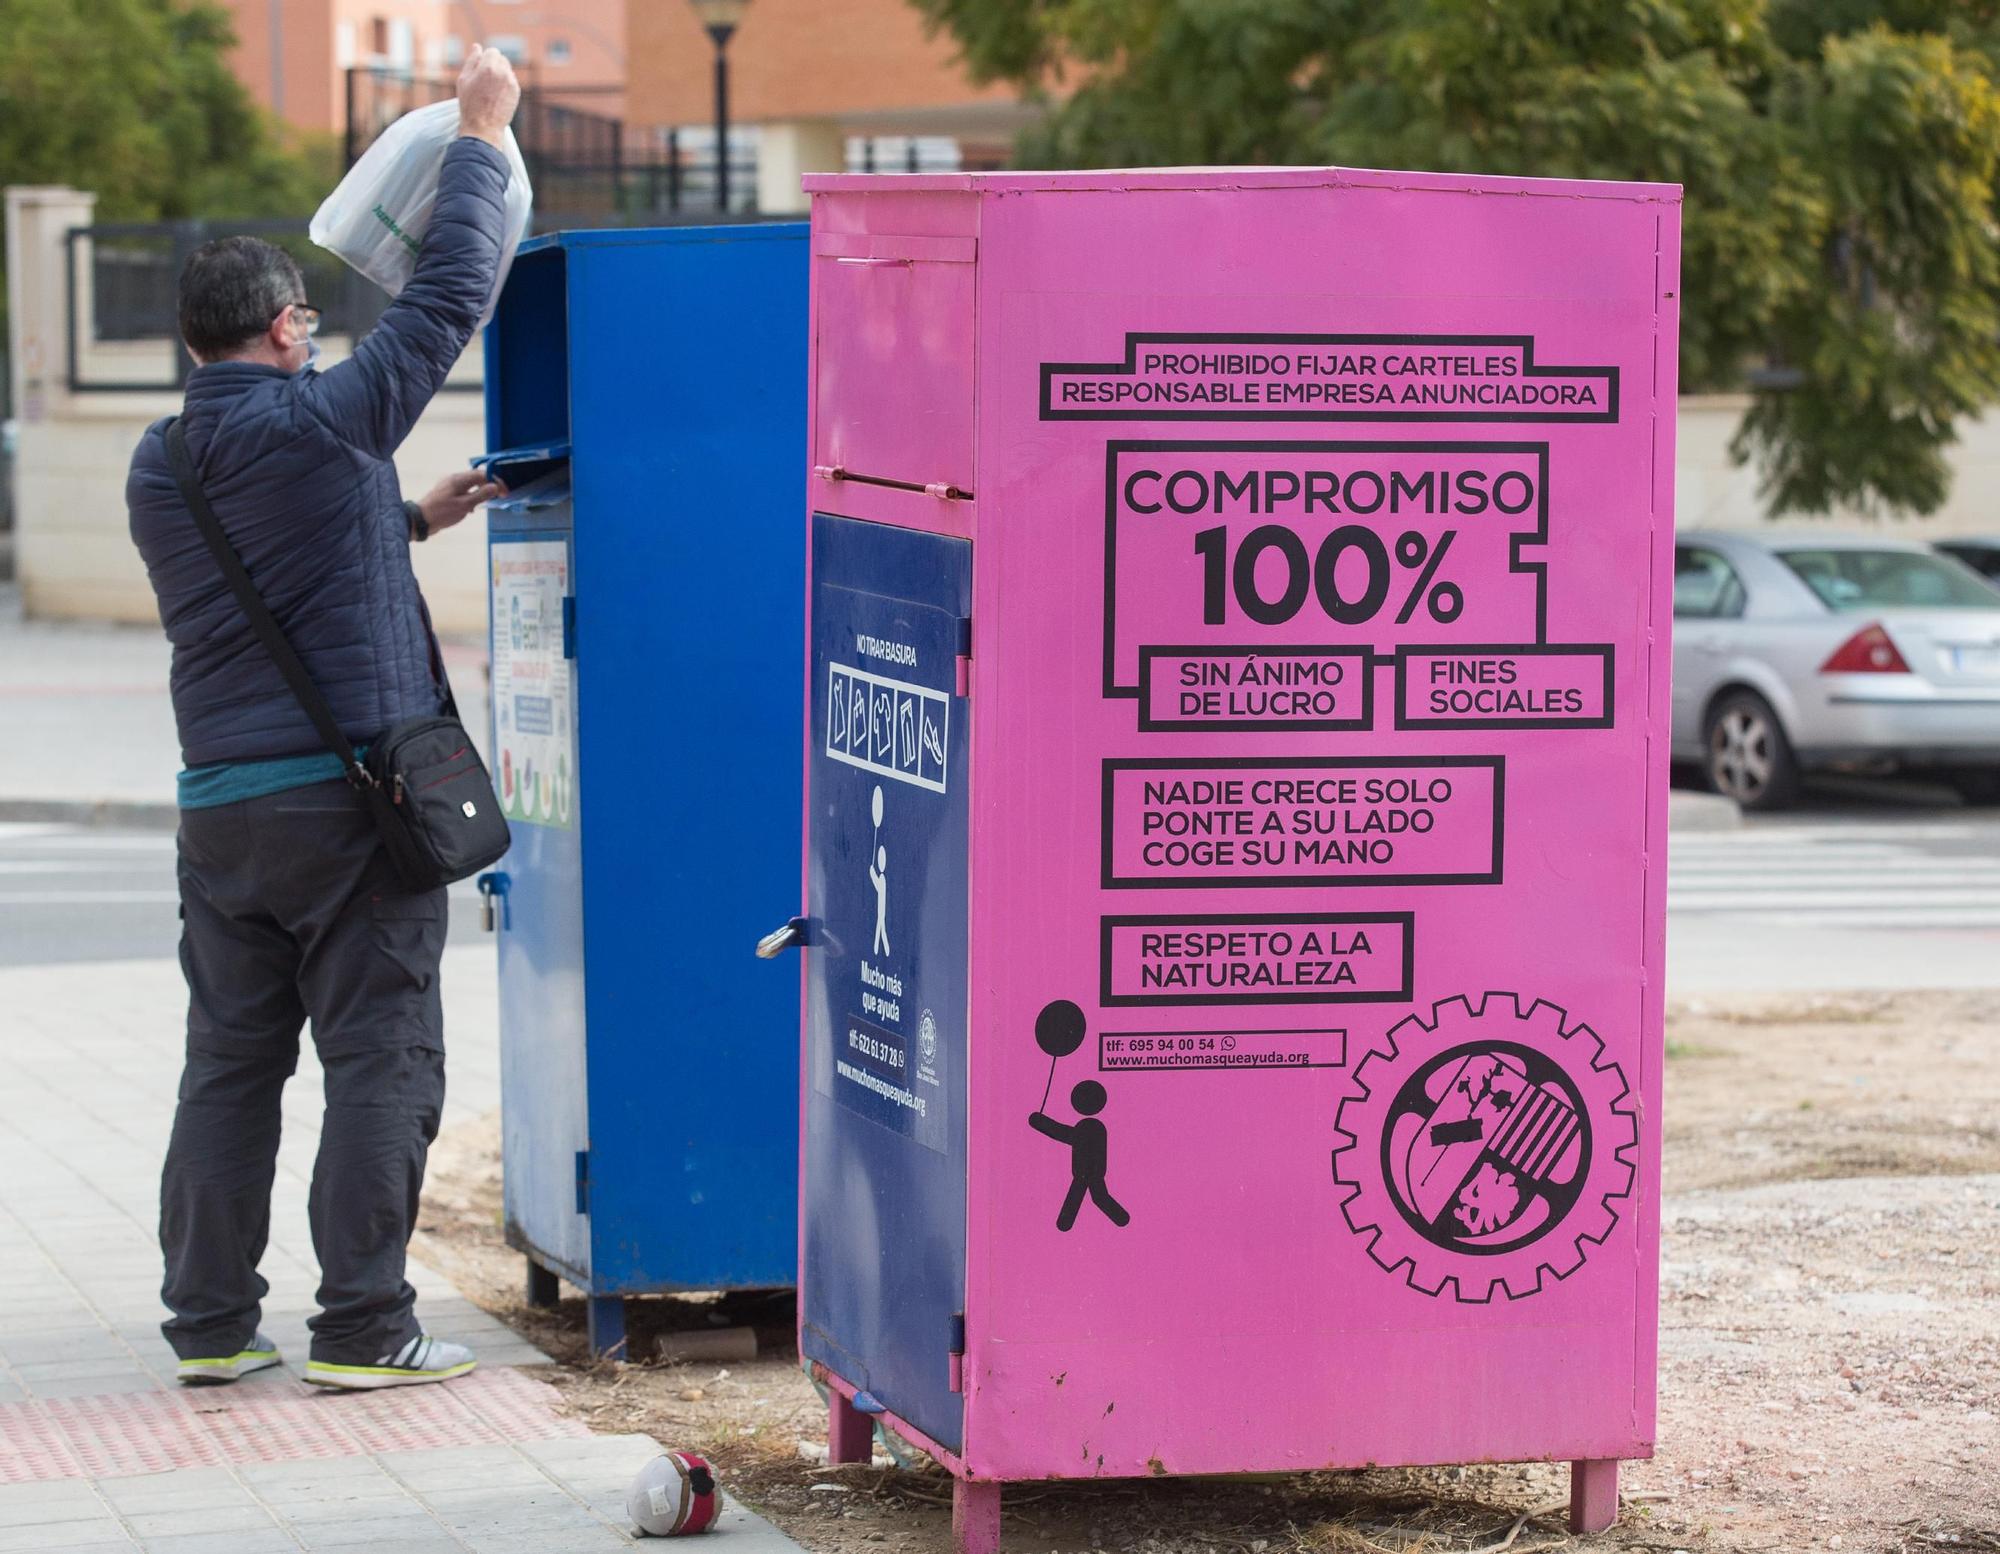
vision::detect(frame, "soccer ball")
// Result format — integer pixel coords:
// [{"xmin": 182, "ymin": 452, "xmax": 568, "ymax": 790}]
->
[{"xmin": 626, "ymin": 1450, "xmax": 719, "ymax": 1537}]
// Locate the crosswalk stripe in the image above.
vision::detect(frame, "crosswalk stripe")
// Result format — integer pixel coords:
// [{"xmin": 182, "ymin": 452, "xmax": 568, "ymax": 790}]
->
[
  {"xmin": 1757, "ymin": 910, "xmax": 2000, "ymax": 928},
  {"xmin": 1665, "ymin": 815, "xmax": 2000, "ymax": 929},
  {"xmin": 1671, "ymin": 823, "xmax": 1993, "ymax": 841},
  {"xmin": 1672, "ymin": 872, "xmax": 2000, "ymax": 884},
  {"xmin": 1671, "ymin": 889, "xmax": 2000, "ymax": 909}
]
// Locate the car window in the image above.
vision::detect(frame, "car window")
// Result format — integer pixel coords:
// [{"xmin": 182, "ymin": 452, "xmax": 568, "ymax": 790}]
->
[
  {"xmin": 1938, "ymin": 543, "xmax": 2000, "ymax": 584},
  {"xmin": 1777, "ymin": 548, "xmax": 2000, "ymax": 611},
  {"xmin": 1673, "ymin": 546, "xmax": 1746, "ymax": 619}
]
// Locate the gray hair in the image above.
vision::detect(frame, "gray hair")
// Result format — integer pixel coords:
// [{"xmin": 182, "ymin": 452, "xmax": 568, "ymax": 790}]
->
[{"xmin": 177, "ymin": 237, "xmax": 305, "ymax": 362}]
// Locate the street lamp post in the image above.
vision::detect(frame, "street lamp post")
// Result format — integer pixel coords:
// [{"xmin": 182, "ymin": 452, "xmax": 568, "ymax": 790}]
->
[{"xmin": 686, "ymin": 0, "xmax": 751, "ymax": 212}]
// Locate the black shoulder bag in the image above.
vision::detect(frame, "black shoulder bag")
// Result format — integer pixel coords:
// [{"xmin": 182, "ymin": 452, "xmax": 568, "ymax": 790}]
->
[{"xmin": 165, "ymin": 419, "xmax": 510, "ymax": 892}]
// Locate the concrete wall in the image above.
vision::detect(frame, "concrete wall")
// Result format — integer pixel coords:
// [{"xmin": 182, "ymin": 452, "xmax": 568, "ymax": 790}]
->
[
  {"xmin": 1678, "ymin": 393, "xmax": 2000, "ymax": 539},
  {"xmin": 7, "ymin": 183, "xmax": 500, "ymax": 636},
  {"xmin": 15, "ymin": 379, "xmax": 495, "ymax": 634}
]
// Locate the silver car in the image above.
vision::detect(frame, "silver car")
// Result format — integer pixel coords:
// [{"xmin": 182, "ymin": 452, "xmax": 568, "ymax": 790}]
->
[{"xmin": 1672, "ymin": 531, "xmax": 2000, "ymax": 809}]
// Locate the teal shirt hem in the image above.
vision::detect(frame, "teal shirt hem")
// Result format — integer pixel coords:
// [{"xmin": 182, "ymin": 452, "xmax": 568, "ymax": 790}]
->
[{"xmin": 177, "ymin": 748, "xmax": 367, "ymax": 810}]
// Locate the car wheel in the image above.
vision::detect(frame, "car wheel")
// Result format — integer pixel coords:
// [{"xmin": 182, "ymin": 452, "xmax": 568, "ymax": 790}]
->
[
  {"xmin": 1948, "ymin": 769, "xmax": 2000, "ymax": 807},
  {"xmin": 1705, "ymin": 691, "xmax": 1799, "ymax": 811}
]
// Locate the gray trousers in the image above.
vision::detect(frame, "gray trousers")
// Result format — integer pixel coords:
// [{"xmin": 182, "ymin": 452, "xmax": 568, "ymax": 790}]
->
[{"xmin": 160, "ymin": 781, "xmax": 448, "ymax": 1365}]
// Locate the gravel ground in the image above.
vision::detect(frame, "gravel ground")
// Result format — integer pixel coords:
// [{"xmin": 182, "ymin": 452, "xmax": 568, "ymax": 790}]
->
[{"xmin": 414, "ymin": 990, "xmax": 2000, "ymax": 1554}]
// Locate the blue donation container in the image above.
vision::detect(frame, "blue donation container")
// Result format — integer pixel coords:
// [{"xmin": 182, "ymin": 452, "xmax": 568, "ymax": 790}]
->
[{"xmin": 476, "ymin": 223, "xmax": 807, "ymax": 1356}]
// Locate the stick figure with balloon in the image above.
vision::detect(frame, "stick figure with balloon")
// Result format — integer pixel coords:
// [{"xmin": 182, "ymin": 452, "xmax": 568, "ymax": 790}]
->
[{"xmin": 1028, "ymin": 999, "xmax": 1130, "ymax": 1231}]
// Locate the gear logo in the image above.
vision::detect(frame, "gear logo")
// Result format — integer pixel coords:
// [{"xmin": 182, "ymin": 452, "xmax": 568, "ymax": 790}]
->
[{"xmin": 1332, "ymin": 992, "xmax": 1637, "ymax": 1302}]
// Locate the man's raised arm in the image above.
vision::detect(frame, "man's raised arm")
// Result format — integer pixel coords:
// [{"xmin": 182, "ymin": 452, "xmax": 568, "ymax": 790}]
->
[{"xmin": 301, "ymin": 46, "xmax": 522, "ymax": 459}]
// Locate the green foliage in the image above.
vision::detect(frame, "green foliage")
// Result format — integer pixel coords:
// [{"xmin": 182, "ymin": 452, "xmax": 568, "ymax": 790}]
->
[
  {"xmin": 0, "ymin": 0, "xmax": 328, "ymax": 221},
  {"xmin": 915, "ymin": 0, "xmax": 2000, "ymax": 518}
]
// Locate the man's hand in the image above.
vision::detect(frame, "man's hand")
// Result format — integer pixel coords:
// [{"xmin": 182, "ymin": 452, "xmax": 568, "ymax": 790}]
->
[
  {"xmin": 456, "ymin": 45, "xmax": 521, "ymax": 147},
  {"xmin": 416, "ymin": 471, "xmax": 507, "ymax": 537}
]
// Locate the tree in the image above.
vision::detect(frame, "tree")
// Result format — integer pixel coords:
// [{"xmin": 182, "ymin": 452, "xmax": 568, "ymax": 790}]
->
[
  {"xmin": 0, "ymin": 0, "xmax": 332, "ymax": 350},
  {"xmin": 914, "ymin": 0, "xmax": 2000, "ymax": 519},
  {"xmin": 0, "ymin": 0, "xmax": 329, "ymax": 219}
]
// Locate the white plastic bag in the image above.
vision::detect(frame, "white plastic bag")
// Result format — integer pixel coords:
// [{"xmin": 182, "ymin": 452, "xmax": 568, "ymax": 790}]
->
[{"xmin": 309, "ymin": 100, "xmax": 532, "ymax": 329}]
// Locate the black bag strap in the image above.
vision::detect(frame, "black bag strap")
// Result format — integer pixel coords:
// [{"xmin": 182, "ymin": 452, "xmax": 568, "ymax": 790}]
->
[{"xmin": 163, "ymin": 417, "xmax": 375, "ymax": 790}]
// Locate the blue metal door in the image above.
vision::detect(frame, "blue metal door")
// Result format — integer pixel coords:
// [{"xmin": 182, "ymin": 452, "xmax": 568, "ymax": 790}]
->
[
  {"xmin": 802, "ymin": 515, "xmax": 971, "ymax": 1452},
  {"xmin": 489, "ymin": 492, "xmax": 591, "ymax": 1284}
]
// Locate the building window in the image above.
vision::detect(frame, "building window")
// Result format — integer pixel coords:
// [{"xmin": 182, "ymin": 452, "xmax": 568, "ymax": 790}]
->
[
  {"xmin": 488, "ymin": 34, "xmax": 527, "ymax": 63},
  {"xmin": 440, "ymin": 33, "xmax": 464, "ymax": 65},
  {"xmin": 335, "ymin": 21, "xmax": 356, "ymax": 67},
  {"xmin": 388, "ymin": 19, "xmax": 413, "ymax": 67},
  {"xmin": 546, "ymin": 37, "xmax": 572, "ymax": 65}
]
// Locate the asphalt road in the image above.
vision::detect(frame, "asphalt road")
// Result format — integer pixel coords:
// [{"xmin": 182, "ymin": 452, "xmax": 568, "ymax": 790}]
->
[
  {"xmin": 4, "ymin": 779, "xmax": 1999, "ymax": 989},
  {"xmin": 0, "ymin": 819, "xmax": 492, "ymax": 967}
]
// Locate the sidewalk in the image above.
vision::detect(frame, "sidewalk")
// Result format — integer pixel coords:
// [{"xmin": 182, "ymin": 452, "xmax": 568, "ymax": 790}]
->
[{"xmin": 0, "ymin": 945, "xmax": 799, "ymax": 1551}]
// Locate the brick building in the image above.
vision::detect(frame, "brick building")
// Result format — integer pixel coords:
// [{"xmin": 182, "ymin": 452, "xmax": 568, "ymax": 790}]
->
[
  {"xmin": 626, "ymin": 0, "xmax": 1041, "ymax": 211},
  {"xmin": 220, "ymin": 0, "xmax": 627, "ymax": 137}
]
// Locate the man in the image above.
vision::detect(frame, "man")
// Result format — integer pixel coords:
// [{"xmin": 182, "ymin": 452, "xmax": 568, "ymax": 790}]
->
[{"xmin": 126, "ymin": 46, "xmax": 520, "ymax": 1390}]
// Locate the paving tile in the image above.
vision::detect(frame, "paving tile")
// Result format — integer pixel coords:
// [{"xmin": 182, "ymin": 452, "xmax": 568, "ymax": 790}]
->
[
  {"xmin": 284, "ymin": 1512, "xmax": 457, "ymax": 1547},
  {"xmin": 260, "ymin": 1487, "xmax": 416, "ymax": 1520},
  {"xmin": 15, "ymin": 1360, "xmax": 156, "ymax": 1384},
  {"xmin": 0, "ymin": 1333, "xmax": 119, "ymax": 1365},
  {"xmin": 38, "ymin": 1543, "xmax": 144, "ymax": 1553},
  {"xmin": 97, "ymin": 1469, "xmax": 253, "ymax": 1514},
  {"xmin": 0, "ymin": 1480, "xmax": 105, "ymax": 1528},
  {"xmin": 139, "ymin": 1533, "xmax": 303, "ymax": 1554},
  {"xmin": 376, "ymin": 1450, "xmax": 545, "ymax": 1493},
  {"xmin": 236, "ymin": 1458, "xmax": 392, "ymax": 1491},
  {"xmin": 296, "ymin": 1540, "xmax": 464, "ymax": 1554},
  {"xmin": 125, "ymin": 1504, "xmax": 283, "ymax": 1538},
  {"xmin": 459, "ymin": 1529, "xmax": 630, "ymax": 1554},
  {"xmin": 421, "ymin": 1492, "xmax": 592, "ymax": 1530},
  {"xmin": 515, "ymin": 1435, "xmax": 659, "ymax": 1471},
  {"xmin": 0, "ymin": 1523, "xmax": 133, "ymax": 1553},
  {"xmin": 27, "ymin": 1374, "xmax": 164, "ymax": 1400}
]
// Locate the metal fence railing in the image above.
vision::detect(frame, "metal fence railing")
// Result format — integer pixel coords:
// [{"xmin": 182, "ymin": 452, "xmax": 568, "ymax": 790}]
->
[
  {"xmin": 57, "ymin": 85, "xmax": 976, "ymax": 392},
  {"xmin": 64, "ymin": 218, "xmax": 407, "ymax": 393},
  {"xmin": 343, "ymin": 70, "xmax": 969, "ymax": 216},
  {"xmin": 346, "ymin": 68, "xmax": 761, "ymax": 217}
]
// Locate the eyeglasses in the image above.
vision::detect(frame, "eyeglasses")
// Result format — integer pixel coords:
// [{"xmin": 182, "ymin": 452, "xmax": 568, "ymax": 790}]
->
[{"xmin": 284, "ymin": 303, "xmax": 322, "ymax": 337}]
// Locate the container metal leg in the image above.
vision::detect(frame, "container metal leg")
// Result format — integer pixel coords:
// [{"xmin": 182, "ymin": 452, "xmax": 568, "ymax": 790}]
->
[
  {"xmin": 952, "ymin": 1479, "xmax": 1001, "ymax": 1554},
  {"xmin": 1569, "ymin": 1458, "xmax": 1619, "ymax": 1533},
  {"xmin": 827, "ymin": 1389, "xmax": 874, "ymax": 1464},
  {"xmin": 587, "ymin": 1294, "xmax": 628, "ymax": 1361},
  {"xmin": 525, "ymin": 1258, "xmax": 560, "ymax": 1310}
]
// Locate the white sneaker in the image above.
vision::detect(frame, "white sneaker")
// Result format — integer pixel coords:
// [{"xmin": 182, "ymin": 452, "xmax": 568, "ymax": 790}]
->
[
  {"xmin": 303, "ymin": 1334, "xmax": 477, "ymax": 1391},
  {"xmin": 176, "ymin": 1333, "xmax": 282, "ymax": 1386}
]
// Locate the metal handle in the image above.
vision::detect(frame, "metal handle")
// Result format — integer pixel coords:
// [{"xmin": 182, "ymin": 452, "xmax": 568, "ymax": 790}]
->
[
  {"xmin": 477, "ymin": 871, "xmax": 511, "ymax": 933},
  {"xmin": 757, "ymin": 916, "xmax": 809, "ymax": 959}
]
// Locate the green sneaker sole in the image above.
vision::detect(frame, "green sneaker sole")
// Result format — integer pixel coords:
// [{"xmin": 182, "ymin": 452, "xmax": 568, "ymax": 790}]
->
[
  {"xmin": 176, "ymin": 1347, "xmax": 282, "ymax": 1386},
  {"xmin": 301, "ymin": 1358, "xmax": 477, "ymax": 1391}
]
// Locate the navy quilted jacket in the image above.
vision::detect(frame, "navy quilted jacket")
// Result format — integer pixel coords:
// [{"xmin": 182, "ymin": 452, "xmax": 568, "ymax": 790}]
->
[{"xmin": 128, "ymin": 137, "xmax": 511, "ymax": 768}]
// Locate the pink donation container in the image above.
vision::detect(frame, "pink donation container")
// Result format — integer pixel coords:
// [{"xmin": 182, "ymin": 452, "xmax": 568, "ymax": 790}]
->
[{"xmin": 787, "ymin": 167, "xmax": 1681, "ymax": 1551}]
